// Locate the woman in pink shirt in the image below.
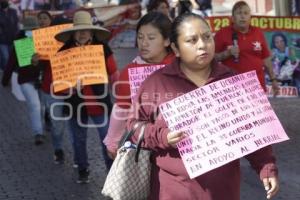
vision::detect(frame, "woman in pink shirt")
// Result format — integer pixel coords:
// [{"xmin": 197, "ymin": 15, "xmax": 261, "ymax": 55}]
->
[{"xmin": 104, "ymin": 12, "xmax": 175, "ymax": 158}]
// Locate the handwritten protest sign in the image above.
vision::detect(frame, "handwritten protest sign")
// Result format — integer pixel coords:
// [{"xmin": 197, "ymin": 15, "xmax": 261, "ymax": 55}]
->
[
  {"xmin": 14, "ymin": 37, "xmax": 35, "ymax": 67},
  {"xmin": 159, "ymin": 71, "xmax": 289, "ymax": 179},
  {"xmin": 128, "ymin": 64, "xmax": 165, "ymax": 101},
  {"xmin": 33, "ymin": 24, "xmax": 72, "ymax": 59},
  {"xmin": 50, "ymin": 45, "xmax": 108, "ymax": 92}
]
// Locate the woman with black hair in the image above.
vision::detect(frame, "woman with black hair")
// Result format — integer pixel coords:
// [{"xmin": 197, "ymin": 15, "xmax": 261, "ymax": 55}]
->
[{"xmin": 104, "ymin": 11, "xmax": 174, "ymax": 158}]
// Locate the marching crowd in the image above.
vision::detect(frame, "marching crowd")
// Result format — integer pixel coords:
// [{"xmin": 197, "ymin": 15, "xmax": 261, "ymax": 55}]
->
[{"xmin": 1, "ymin": 0, "xmax": 281, "ymax": 199}]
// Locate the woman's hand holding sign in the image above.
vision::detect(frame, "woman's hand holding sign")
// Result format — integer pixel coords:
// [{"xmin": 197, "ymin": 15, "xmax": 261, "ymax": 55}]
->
[{"xmin": 167, "ymin": 131, "xmax": 186, "ymax": 148}]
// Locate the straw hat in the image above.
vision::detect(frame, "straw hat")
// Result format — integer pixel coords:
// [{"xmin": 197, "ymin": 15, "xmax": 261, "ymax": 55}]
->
[
  {"xmin": 55, "ymin": 11, "xmax": 110, "ymax": 43},
  {"xmin": 22, "ymin": 16, "xmax": 39, "ymax": 30}
]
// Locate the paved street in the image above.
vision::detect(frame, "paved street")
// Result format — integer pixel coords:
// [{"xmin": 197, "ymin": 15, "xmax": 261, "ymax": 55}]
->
[{"xmin": 0, "ymin": 48, "xmax": 300, "ymax": 200}]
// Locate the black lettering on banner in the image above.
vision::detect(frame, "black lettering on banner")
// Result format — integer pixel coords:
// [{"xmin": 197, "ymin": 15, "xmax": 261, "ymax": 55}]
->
[
  {"xmin": 262, "ymin": 105, "xmax": 272, "ymax": 112},
  {"xmin": 205, "ymin": 103, "xmax": 213, "ymax": 109},
  {"xmin": 219, "ymin": 133, "xmax": 227, "ymax": 140},
  {"xmin": 252, "ymin": 116, "xmax": 276, "ymax": 127},
  {"xmin": 162, "ymin": 110, "xmax": 175, "ymax": 120},
  {"xmin": 211, "ymin": 113, "xmax": 230, "ymax": 125},
  {"xmin": 190, "ymin": 163, "xmax": 203, "ymax": 173},
  {"xmin": 215, "ymin": 96, "xmax": 230, "ymax": 104},
  {"xmin": 206, "ymin": 139, "xmax": 216, "ymax": 146},
  {"xmin": 174, "ymin": 115, "xmax": 200, "ymax": 130},
  {"xmin": 185, "ymin": 147, "xmax": 220, "ymax": 162},
  {"xmin": 208, "ymin": 127, "xmax": 219, "ymax": 135},
  {"xmin": 133, "ymin": 81, "xmax": 141, "ymax": 87},
  {"xmin": 128, "ymin": 67, "xmax": 137, "ymax": 74},
  {"xmin": 231, "ymin": 114, "xmax": 251, "ymax": 124},
  {"xmin": 220, "ymin": 75, "xmax": 246, "ymax": 88},
  {"xmin": 209, "ymin": 152, "xmax": 235, "ymax": 166},
  {"xmin": 197, "ymin": 97, "xmax": 209, "ymax": 104},
  {"xmin": 174, "ymin": 109, "xmax": 201, "ymax": 123},
  {"xmin": 254, "ymin": 134, "xmax": 282, "ymax": 148},
  {"xmin": 195, "ymin": 132, "xmax": 208, "ymax": 142},
  {"xmin": 177, "ymin": 138, "xmax": 193, "ymax": 148},
  {"xmin": 218, "ymin": 121, "xmax": 230, "ymax": 130},
  {"xmin": 194, "ymin": 88, "xmax": 207, "ymax": 97},
  {"xmin": 164, "ymin": 102, "xmax": 173, "ymax": 110},
  {"xmin": 194, "ymin": 123, "xmax": 210, "ymax": 131},
  {"xmin": 179, "ymin": 144, "xmax": 202, "ymax": 156},
  {"xmin": 215, "ymin": 102, "xmax": 235, "ymax": 113},
  {"xmin": 240, "ymin": 104, "xmax": 251, "ymax": 111},
  {"xmin": 185, "ymin": 129, "xmax": 194, "ymax": 136},
  {"xmin": 225, "ymin": 132, "xmax": 255, "ymax": 147},
  {"xmin": 241, "ymin": 146, "xmax": 250, "ymax": 154},
  {"xmin": 209, "ymin": 82, "xmax": 219, "ymax": 91},
  {"xmin": 228, "ymin": 123, "xmax": 253, "ymax": 137},
  {"xmin": 237, "ymin": 98, "xmax": 246, "ymax": 104},
  {"xmin": 176, "ymin": 101, "xmax": 197, "ymax": 112},
  {"xmin": 203, "ymin": 111, "xmax": 212, "ymax": 118},
  {"xmin": 143, "ymin": 66, "xmax": 156, "ymax": 73},
  {"xmin": 231, "ymin": 109, "xmax": 238, "ymax": 115}
]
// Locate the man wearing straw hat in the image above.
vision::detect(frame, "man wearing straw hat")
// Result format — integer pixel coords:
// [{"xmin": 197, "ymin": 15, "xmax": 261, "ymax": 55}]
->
[{"xmin": 54, "ymin": 10, "xmax": 119, "ymax": 184}]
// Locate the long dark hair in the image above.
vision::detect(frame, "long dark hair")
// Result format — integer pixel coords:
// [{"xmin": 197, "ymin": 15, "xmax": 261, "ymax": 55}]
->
[
  {"xmin": 136, "ymin": 11, "xmax": 172, "ymax": 51},
  {"xmin": 271, "ymin": 32, "xmax": 288, "ymax": 50}
]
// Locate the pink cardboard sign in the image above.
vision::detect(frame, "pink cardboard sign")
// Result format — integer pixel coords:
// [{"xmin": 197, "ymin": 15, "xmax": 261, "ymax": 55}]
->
[
  {"xmin": 128, "ymin": 64, "xmax": 165, "ymax": 101},
  {"xmin": 159, "ymin": 71, "xmax": 289, "ymax": 179}
]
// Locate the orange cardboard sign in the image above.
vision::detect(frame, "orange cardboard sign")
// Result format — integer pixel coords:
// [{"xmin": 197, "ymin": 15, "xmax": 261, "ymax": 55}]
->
[
  {"xmin": 50, "ymin": 45, "xmax": 108, "ymax": 92},
  {"xmin": 33, "ymin": 24, "xmax": 72, "ymax": 59}
]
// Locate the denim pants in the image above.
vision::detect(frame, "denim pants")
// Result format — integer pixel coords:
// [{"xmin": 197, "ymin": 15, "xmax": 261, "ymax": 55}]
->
[
  {"xmin": 0, "ymin": 44, "xmax": 9, "ymax": 70},
  {"xmin": 68, "ymin": 114, "xmax": 113, "ymax": 171},
  {"xmin": 20, "ymin": 82, "xmax": 43, "ymax": 136},
  {"xmin": 40, "ymin": 91, "xmax": 65, "ymax": 150}
]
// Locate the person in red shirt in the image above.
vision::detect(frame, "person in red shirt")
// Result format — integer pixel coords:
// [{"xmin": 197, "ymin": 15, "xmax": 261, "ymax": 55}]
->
[
  {"xmin": 104, "ymin": 12, "xmax": 175, "ymax": 158},
  {"xmin": 127, "ymin": 12, "xmax": 279, "ymax": 200},
  {"xmin": 214, "ymin": 1, "xmax": 279, "ymax": 95}
]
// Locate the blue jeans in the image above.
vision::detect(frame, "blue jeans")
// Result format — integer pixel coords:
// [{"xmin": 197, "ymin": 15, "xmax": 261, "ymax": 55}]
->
[
  {"xmin": 20, "ymin": 82, "xmax": 43, "ymax": 136},
  {"xmin": 40, "ymin": 91, "xmax": 65, "ymax": 150},
  {"xmin": 68, "ymin": 114, "xmax": 113, "ymax": 171},
  {"xmin": 0, "ymin": 44, "xmax": 9, "ymax": 70}
]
